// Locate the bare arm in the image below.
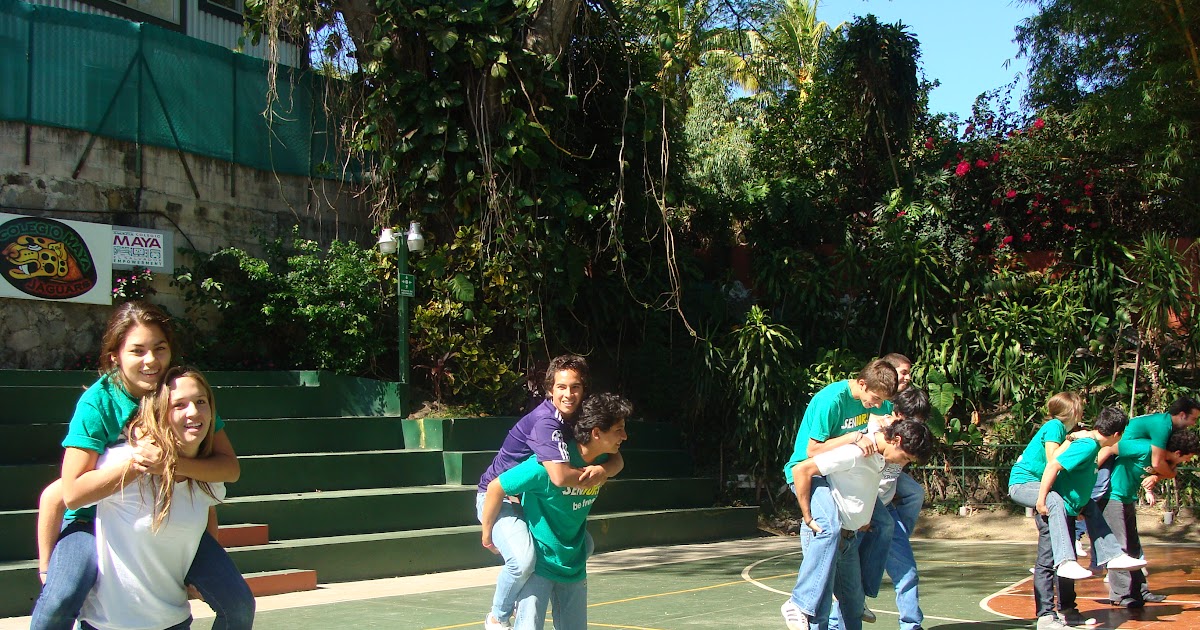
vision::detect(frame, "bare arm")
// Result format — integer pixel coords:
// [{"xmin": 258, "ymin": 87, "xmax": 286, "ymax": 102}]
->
[
  {"xmin": 480, "ymin": 478, "xmax": 507, "ymax": 553},
  {"xmin": 1147, "ymin": 445, "xmax": 1175, "ymax": 479},
  {"xmin": 807, "ymin": 431, "xmax": 874, "ymax": 459},
  {"xmin": 60, "ymin": 447, "xmax": 142, "ymax": 510},
  {"xmin": 791, "ymin": 460, "xmax": 823, "ymax": 533},
  {"xmin": 1096, "ymin": 443, "xmax": 1118, "ymax": 467},
  {"xmin": 543, "ymin": 455, "xmax": 619, "ymax": 490},
  {"xmin": 1036, "ymin": 459, "xmax": 1064, "ymax": 516},
  {"xmin": 173, "ymin": 430, "xmax": 240, "ymax": 483},
  {"xmin": 37, "ymin": 480, "xmax": 65, "ymax": 579}
]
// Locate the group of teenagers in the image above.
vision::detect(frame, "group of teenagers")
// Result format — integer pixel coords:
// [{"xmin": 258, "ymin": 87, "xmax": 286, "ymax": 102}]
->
[
  {"xmin": 23, "ymin": 298, "xmax": 1199, "ymax": 630},
  {"xmin": 26, "ymin": 298, "xmax": 632, "ymax": 630}
]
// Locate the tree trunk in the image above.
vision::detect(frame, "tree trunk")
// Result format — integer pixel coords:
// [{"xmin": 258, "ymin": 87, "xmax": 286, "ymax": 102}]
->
[{"xmin": 524, "ymin": 0, "xmax": 584, "ymax": 60}]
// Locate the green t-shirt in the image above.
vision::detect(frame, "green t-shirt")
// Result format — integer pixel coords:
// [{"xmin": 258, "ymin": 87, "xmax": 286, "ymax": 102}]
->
[
  {"xmin": 1053, "ymin": 438, "xmax": 1101, "ymax": 516},
  {"xmin": 1109, "ymin": 439, "xmax": 1153, "ymax": 504},
  {"xmin": 1122, "ymin": 412, "xmax": 1170, "ymax": 449},
  {"xmin": 783, "ymin": 380, "xmax": 893, "ymax": 484},
  {"xmin": 61, "ymin": 373, "xmax": 226, "ymax": 521},
  {"xmin": 497, "ymin": 446, "xmax": 610, "ymax": 583},
  {"xmin": 1008, "ymin": 419, "xmax": 1068, "ymax": 487}
]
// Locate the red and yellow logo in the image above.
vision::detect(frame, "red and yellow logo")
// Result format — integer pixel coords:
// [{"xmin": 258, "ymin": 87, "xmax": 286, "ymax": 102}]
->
[{"xmin": 0, "ymin": 217, "xmax": 97, "ymax": 299}]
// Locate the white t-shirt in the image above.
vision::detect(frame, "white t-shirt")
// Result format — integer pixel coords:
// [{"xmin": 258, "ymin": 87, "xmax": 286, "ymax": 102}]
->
[
  {"xmin": 813, "ymin": 432, "xmax": 886, "ymax": 531},
  {"xmin": 869, "ymin": 416, "xmax": 903, "ymax": 504},
  {"xmin": 79, "ymin": 445, "xmax": 226, "ymax": 630}
]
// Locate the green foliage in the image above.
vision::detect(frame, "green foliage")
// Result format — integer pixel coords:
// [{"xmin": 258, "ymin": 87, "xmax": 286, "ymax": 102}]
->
[{"xmin": 172, "ymin": 230, "xmax": 388, "ymax": 374}]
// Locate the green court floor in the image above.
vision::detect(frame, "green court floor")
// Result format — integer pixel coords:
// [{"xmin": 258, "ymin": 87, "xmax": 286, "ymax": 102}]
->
[{"xmin": 204, "ymin": 538, "xmax": 1042, "ymax": 629}]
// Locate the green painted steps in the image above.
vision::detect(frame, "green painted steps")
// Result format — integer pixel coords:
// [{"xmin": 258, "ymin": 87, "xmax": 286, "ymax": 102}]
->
[
  {"xmin": 442, "ymin": 449, "xmax": 695, "ymax": 486},
  {"xmin": 0, "ymin": 476, "xmax": 719, "ymax": 561},
  {"xmin": 0, "ymin": 371, "xmax": 318, "ymax": 388},
  {"xmin": 0, "ymin": 506, "xmax": 759, "ymax": 618},
  {"xmin": 404, "ymin": 417, "xmax": 685, "ymax": 451}
]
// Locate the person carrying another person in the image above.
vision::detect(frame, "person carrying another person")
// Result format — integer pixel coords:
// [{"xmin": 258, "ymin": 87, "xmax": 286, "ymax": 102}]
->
[
  {"xmin": 787, "ymin": 418, "xmax": 934, "ymax": 630},
  {"xmin": 476, "ymin": 355, "xmax": 625, "ymax": 630},
  {"xmin": 480, "ymin": 393, "xmax": 631, "ymax": 630},
  {"xmin": 780, "ymin": 359, "xmax": 899, "ymax": 630}
]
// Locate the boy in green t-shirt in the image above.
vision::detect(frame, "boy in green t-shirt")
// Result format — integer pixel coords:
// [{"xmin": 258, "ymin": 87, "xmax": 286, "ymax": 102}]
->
[
  {"xmin": 1097, "ymin": 429, "xmax": 1200, "ymax": 608},
  {"xmin": 479, "ymin": 393, "xmax": 631, "ymax": 630}
]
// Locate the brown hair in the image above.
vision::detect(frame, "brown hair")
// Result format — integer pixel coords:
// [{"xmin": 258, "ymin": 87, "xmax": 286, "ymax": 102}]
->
[
  {"xmin": 1046, "ymin": 392, "xmax": 1084, "ymax": 430},
  {"xmin": 542, "ymin": 354, "xmax": 590, "ymax": 397},
  {"xmin": 881, "ymin": 353, "xmax": 912, "ymax": 369},
  {"xmin": 126, "ymin": 366, "xmax": 219, "ymax": 531},
  {"xmin": 98, "ymin": 300, "xmax": 176, "ymax": 378},
  {"xmin": 859, "ymin": 359, "xmax": 899, "ymax": 397}
]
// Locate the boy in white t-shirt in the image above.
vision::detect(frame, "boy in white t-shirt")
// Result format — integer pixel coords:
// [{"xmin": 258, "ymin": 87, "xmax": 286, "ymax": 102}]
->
[{"xmin": 784, "ymin": 419, "xmax": 934, "ymax": 630}]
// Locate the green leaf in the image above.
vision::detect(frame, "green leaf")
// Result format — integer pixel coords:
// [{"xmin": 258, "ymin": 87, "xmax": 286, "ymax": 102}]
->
[
  {"xmin": 428, "ymin": 29, "xmax": 459, "ymax": 53},
  {"xmin": 450, "ymin": 273, "xmax": 476, "ymax": 302}
]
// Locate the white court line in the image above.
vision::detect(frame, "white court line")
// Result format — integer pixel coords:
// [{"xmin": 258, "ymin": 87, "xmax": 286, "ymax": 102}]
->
[
  {"xmin": 739, "ymin": 549, "xmax": 1023, "ymax": 626},
  {"xmin": 980, "ymin": 575, "xmax": 1033, "ymax": 620}
]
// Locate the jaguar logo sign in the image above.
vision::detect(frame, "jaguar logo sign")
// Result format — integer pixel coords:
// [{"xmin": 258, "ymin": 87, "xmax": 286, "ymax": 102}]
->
[{"xmin": 0, "ymin": 216, "xmax": 98, "ymax": 300}]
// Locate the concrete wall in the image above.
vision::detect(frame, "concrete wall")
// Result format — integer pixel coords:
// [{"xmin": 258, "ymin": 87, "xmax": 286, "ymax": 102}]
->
[{"xmin": 0, "ymin": 121, "xmax": 373, "ymax": 369}]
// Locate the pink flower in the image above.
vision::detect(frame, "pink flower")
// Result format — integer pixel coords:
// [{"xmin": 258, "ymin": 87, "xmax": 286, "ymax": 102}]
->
[
  {"xmin": 1084, "ymin": 183, "xmax": 1095, "ymax": 197},
  {"xmin": 1033, "ymin": 118, "xmax": 1045, "ymax": 130},
  {"xmin": 1064, "ymin": 224, "xmax": 1075, "ymax": 231},
  {"xmin": 1022, "ymin": 233, "xmax": 1032, "ymax": 242},
  {"xmin": 991, "ymin": 198, "xmax": 1002, "ymax": 207},
  {"xmin": 964, "ymin": 124, "xmax": 975, "ymax": 136},
  {"xmin": 1002, "ymin": 235, "xmax": 1014, "ymax": 245},
  {"xmin": 1006, "ymin": 189, "xmax": 1017, "ymax": 199},
  {"xmin": 983, "ymin": 222, "xmax": 993, "ymax": 231},
  {"xmin": 955, "ymin": 161, "xmax": 971, "ymax": 177},
  {"xmin": 992, "ymin": 152, "xmax": 1001, "ymax": 163},
  {"xmin": 1032, "ymin": 200, "xmax": 1040, "ymax": 208},
  {"xmin": 975, "ymin": 159, "xmax": 989, "ymax": 169},
  {"xmin": 969, "ymin": 236, "xmax": 978, "ymax": 243},
  {"xmin": 924, "ymin": 137, "xmax": 935, "ymax": 150},
  {"xmin": 1042, "ymin": 220, "xmax": 1052, "ymax": 228}
]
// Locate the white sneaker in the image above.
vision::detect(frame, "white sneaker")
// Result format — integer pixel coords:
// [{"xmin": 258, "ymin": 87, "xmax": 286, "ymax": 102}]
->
[
  {"xmin": 484, "ymin": 613, "xmax": 511, "ymax": 630},
  {"xmin": 782, "ymin": 600, "xmax": 810, "ymax": 630},
  {"xmin": 1105, "ymin": 553, "xmax": 1147, "ymax": 571},
  {"xmin": 1056, "ymin": 560, "xmax": 1093, "ymax": 580},
  {"xmin": 1075, "ymin": 540, "xmax": 1088, "ymax": 557},
  {"xmin": 862, "ymin": 604, "xmax": 876, "ymax": 623},
  {"xmin": 1036, "ymin": 614, "xmax": 1072, "ymax": 630}
]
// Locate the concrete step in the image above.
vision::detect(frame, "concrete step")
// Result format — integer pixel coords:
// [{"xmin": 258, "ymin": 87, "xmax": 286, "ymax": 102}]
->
[
  {"xmin": 224, "ymin": 506, "xmax": 761, "ymax": 583},
  {"xmin": 230, "ymin": 450, "xmax": 446, "ymax": 497},
  {"xmin": 0, "ymin": 464, "xmax": 57, "ymax": 512},
  {"xmin": 403, "ymin": 417, "xmax": 685, "ymax": 451},
  {"xmin": 216, "ymin": 523, "xmax": 269, "ymax": 548},
  {"xmin": 240, "ymin": 569, "xmax": 318, "ymax": 597},
  {"xmin": 0, "ymin": 370, "xmax": 318, "ymax": 388},
  {"xmin": 441, "ymin": 448, "xmax": 694, "ymax": 485}
]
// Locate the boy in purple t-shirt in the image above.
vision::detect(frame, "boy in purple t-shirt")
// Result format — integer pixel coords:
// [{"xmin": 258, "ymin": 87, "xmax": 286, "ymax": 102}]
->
[{"xmin": 476, "ymin": 355, "xmax": 625, "ymax": 630}]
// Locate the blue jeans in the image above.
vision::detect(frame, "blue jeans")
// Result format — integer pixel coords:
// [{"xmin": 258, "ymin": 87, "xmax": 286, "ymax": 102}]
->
[
  {"xmin": 478, "ymin": 492, "xmax": 537, "ymax": 621},
  {"xmin": 790, "ymin": 478, "xmax": 841, "ymax": 618},
  {"xmin": 822, "ymin": 531, "xmax": 865, "ymax": 630},
  {"xmin": 512, "ymin": 573, "xmax": 587, "ymax": 630},
  {"xmin": 855, "ymin": 497, "xmax": 894, "ymax": 598},
  {"xmin": 1009, "ymin": 483, "xmax": 1123, "ymax": 568},
  {"xmin": 32, "ymin": 520, "xmax": 254, "ymax": 630},
  {"xmin": 885, "ymin": 504, "xmax": 923, "ymax": 630}
]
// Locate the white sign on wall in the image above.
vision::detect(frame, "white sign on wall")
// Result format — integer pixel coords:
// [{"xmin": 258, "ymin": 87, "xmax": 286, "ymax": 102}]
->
[
  {"xmin": 112, "ymin": 227, "xmax": 173, "ymax": 271},
  {"xmin": 0, "ymin": 212, "xmax": 113, "ymax": 305}
]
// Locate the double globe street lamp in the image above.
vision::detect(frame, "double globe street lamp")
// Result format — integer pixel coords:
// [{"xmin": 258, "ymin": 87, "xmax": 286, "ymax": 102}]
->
[{"xmin": 378, "ymin": 222, "xmax": 425, "ymax": 407}]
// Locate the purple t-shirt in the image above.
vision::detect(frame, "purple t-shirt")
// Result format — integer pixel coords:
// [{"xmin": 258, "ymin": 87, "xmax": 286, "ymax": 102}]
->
[{"xmin": 477, "ymin": 399, "xmax": 572, "ymax": 493}]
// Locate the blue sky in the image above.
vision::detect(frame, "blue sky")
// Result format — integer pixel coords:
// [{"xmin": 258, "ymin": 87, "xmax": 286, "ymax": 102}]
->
[{"xmin": 821, "ymin": 0, "xmax": 1037, "ymax": 119}]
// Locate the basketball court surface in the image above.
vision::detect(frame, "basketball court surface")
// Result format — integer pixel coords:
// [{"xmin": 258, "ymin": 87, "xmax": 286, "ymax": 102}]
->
[{"xmin": 2, "ymin": 536, "xmax": 1196, "ymax": 629}]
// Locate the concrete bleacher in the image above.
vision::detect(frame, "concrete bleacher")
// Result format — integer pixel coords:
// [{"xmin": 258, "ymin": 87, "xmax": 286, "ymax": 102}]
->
[{"xmin": 0, "ymin": 370, "xmax": 759, "ymax": 618}]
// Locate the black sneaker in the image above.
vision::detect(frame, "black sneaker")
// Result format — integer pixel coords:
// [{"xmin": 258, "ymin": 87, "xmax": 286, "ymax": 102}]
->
[
  {"xmin": 1113, "ymin": 597, "xmax": 1145, "ymax": 608},
  {"xmin": 1141, "ymin": 592, "xmax": 1167, "ymax": 603}
]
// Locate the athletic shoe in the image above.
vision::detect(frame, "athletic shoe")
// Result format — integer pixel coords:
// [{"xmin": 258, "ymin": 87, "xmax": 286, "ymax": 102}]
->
[
  {"xmin": 1058, "ymin": 608, "xmax": 1099, "ymax": 628},
  {"xmin": 1105, "ymin": 553, "xmax": 1147, "ymax": 571},
  {"xmin": 1036, "ymin": 614, "xmax": 1073, "ymax": 629},
  {"xmin": 484, "ymin": 613, "xmax": 511, "ymax": 630},
  {"xmin": 862, "ymin": 604, "xmax": 876, "ymax": 623},
  {"xmin": 781, "ymin": 600, "xmax": 810, "ymax": 630},
  {"xmin": 1055, "ymin": 560, "xmax": 1093, "ymax": 580},
  {"xmin": 1075, "ymin": 540, "xmax": 1088, "ymax": 557},
  {"xmin": 1141, "ymin": 592, "xmax": 1167, "ymax": 603}
]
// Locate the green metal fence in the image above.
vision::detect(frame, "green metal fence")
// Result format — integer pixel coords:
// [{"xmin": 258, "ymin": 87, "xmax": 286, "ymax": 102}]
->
[{"xmin": 0, "ymin": 0, "xmax": 345, "ymax": 178}]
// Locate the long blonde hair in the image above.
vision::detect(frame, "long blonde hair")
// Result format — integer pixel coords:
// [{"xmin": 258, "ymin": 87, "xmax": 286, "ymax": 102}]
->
[
  {"xmin": 1046, "ymin": 391, "xmax": 1084, "ymax": 431},
  {"xmin": 125, "ymin": 366, "xmax": 220, "ymax": 531}
]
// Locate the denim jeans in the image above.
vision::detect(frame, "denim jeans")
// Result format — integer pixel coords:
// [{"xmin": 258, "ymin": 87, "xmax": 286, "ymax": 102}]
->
[
  {"xmin": 32, "ymin": 520, "xmax": 254, "ymax": 630},
  {"xmin": 893, "ymin": 471, "xmax": 925, "ymax": 534},
  {"xmin": 821, "ymin": 531, "xmax": 865, "ymax": 630},
  {"xmin": 1102, "ymin": 499, "xmax": 1150, "ymax": 603},
  {"xmin": 885, "ymin": 504, "xmax": 923, "ymax": 630},
  {"xmin": 478, "ymin": 492, "xmax": 537, "ymax": 621},
  {"xmin": 1010, "ymin": 483, "xmax": 1123, "ymax": 568},
  {"xmin": 511, "ymin": 573, "xmax": 587, "ymax": 630},
  {"xmin": 1033, "ymin": 511, "xmax": 1078, "ymax": 618},
  {"xmin": 790, "ymin": 477, "xmax": 842, "ymax": 618},
  {"xmin": 855, "ymin": 497, "xmax": 894, "ymax": 598}
]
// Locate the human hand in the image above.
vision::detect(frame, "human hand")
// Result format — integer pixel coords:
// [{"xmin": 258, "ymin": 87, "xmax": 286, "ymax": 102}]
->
[
  {"xmin": 1036, "ymin": 500, "xmax": 1049, "ymax": 516},
  {"xmin": 1145, "ymin": 489, "xmax": 1157, "ymax": 507},
  {"xmin": 803, "ymin": 516, "xmax": 823, "ymax": 534},
  {"xmin": 132, "ymin": 440, "xmax": 165, "ymax": 475},
  {"xmin": 854, "ymin": 433, "xmax": 876, "ymax": 457},
  {"xmin": 577, "ymin": 465, "xmax": 608, "ymax": 489},
  {"xmin": 1141, "ymin": 474, "xmax": 1159, "ymax": 492},
  {"xmin": 482, "ymin": 533, "xmax": 499, "ymax": 555}
]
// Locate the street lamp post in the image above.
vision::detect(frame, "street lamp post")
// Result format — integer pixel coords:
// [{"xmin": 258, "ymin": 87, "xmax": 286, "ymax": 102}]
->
[{"xmin": 379, "ymin": 222, "xmax": 425, "ymax": 409}]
